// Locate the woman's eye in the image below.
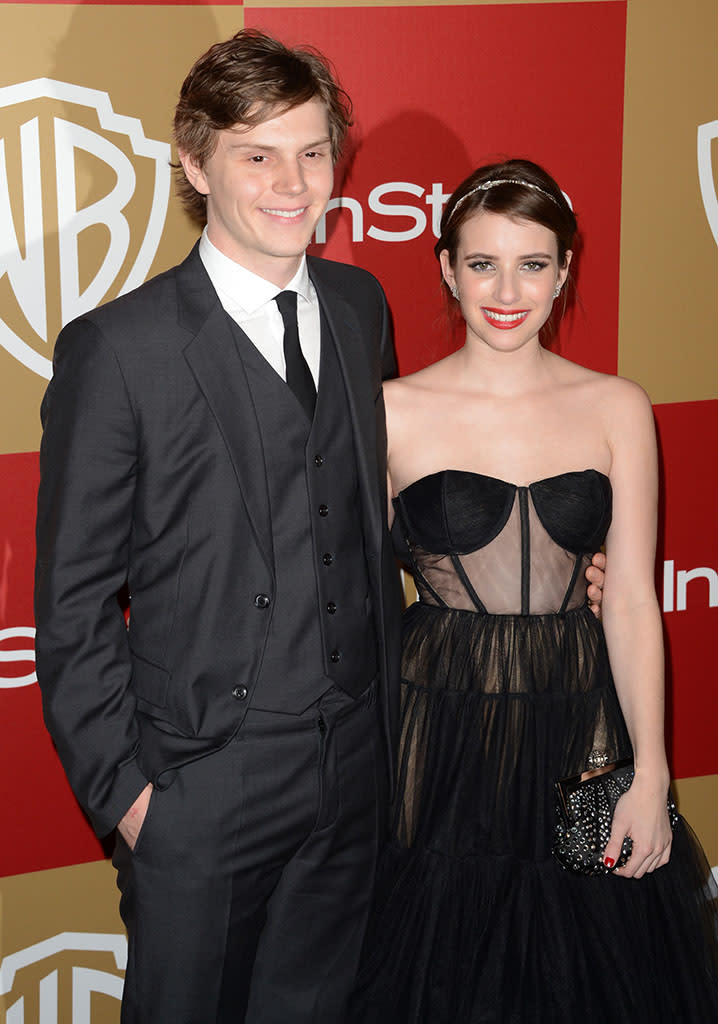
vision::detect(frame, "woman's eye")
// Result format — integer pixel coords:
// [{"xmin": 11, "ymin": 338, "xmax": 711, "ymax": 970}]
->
[
  {"xmin": 523, "ymin": 261, "xmax": 548, "ymax": 271},
  {"xmin": 470, "ymin": 261, "xmax": 493, "ymax": 272}
]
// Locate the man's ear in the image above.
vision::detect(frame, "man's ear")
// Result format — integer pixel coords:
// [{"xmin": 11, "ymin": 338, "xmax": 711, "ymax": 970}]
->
[{"xmin": 178, "ymin": 149, "xmax": 208, "ymax": 196}]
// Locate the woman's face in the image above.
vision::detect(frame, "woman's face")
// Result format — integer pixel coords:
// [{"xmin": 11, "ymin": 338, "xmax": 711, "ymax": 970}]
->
[{"xmin": 440, "ymin": 210, "xmax": 571, "ymax": 352}]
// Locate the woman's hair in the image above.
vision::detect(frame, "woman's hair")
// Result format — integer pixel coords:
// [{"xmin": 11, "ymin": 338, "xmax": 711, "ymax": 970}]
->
[
  {"xmin": 173, "ymin": 28, "xmax": 352, "ymax": 223},
  {"xmin": 435, "ymin": 158, "xmax": 578, "ymax": 303}
]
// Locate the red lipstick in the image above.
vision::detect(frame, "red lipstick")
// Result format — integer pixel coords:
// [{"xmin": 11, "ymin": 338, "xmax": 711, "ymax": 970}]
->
[{"xmin": 481, "ymin": 307, "xmax": 530, "ymax": 330}]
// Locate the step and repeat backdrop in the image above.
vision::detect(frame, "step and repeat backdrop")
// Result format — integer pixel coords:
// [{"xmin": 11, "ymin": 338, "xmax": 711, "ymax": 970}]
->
[{"xmin": 1, "ymin": 0, "xmax": 717, "ymax": 1019}]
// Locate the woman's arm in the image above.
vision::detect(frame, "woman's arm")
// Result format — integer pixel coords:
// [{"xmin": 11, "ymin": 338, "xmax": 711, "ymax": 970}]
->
[
  {"xmin": 600, "ymin": 378, "xmax": 672, "ymax": 878},
  {"xmin": 384, "ymin": 380, "xmax": 400, "ymax": 529}
]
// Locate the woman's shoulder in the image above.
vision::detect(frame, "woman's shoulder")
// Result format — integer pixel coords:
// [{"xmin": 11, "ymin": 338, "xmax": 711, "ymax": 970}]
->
[
  {"xmin": 552, "ymin": 355, "xmax": 651, "ymax": 410},
  {"xmin": 587, "ymin": 370, "xmax": 652, "ymax": 419},
  {"xmin": 384, "ymin": 356, "xmax": 454, "ymax": 403},
  {"xmin": 383, "ymin": 358, "xmax": 459, "ymax": 453}
]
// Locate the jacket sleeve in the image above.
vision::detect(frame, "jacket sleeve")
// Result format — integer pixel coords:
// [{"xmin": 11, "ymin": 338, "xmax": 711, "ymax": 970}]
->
[
  {"xmin": 378, "ymin": 285, "xmax": 397, "ymax": 383},
  {"xmin": 34, "ymin": 318, "xmax": 148, "ymax": 837}
]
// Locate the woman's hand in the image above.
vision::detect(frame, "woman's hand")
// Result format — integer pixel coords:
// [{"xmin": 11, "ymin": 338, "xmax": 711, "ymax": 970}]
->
[{"xmin": 603, "ymin": 772, "xmax": 673, "ymax": 878}]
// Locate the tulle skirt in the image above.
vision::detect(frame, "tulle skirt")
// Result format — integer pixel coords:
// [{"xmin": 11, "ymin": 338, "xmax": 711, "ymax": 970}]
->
[{"xmin": 351, "ymin": 604, "xmax": 718, "ymax": 1023}]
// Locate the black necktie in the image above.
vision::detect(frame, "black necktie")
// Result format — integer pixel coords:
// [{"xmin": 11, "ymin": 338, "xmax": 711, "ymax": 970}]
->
[{"xmin": 275, "ymin": 290, "xmax": 316, "ymax": 420}]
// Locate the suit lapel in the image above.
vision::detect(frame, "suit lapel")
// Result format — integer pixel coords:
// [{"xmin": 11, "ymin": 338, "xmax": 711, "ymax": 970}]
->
[
  {"xmin": 311, "ymin": 266, "xmax": 383, "ymax": 556},
  {"xmin": 178, "ymin": 246, "xmax": 274, "ymax": 571}
]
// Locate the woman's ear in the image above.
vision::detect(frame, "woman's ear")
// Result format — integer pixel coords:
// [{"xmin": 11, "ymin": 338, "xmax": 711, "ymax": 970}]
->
[
  {"xmin": 439, "ymin": 249, "xmax": 456, "ymax": 295},
  {"xmin": 558, "ymin": 249, "xmax": 573, "ymax": 288}
]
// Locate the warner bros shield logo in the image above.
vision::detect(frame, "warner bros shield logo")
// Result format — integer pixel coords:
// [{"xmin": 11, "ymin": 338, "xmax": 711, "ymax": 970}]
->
[
  {"xmin": 698, "ymin": 119, "xmax": 718, "ymax": 249},
  {"xmin": 0, "ymin": 932, "xmax": 126, "ymax": 1022},
  {"xmin": 0, "ymin": 79, "xmax": 171, "ymax": 380}
]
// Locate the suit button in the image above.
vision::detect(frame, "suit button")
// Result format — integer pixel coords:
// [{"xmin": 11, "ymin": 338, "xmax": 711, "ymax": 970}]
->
[
  {"xmin": 232, "ymin": 685, "xmax": 248, "ymax": 700},
  {"xmin": 322, "ymin": 552, "xmax": 333, "ymax": 566},
  {"xmin": 314, "ymin": 454, "xmax": 324, "ymax": 467},
  {"xmin": 327, "ymin": 601, "xmax": 337, "ymax": 614},
  {"xmin": 330, "ymin": 650, "xmax": 341, "ymax": 663},
  {"xmin": 318, "ymin": 504, "xmax": 329, "ymax": 517},
  {"xmin": 254, "ymin": 593, "xmax": 271, "ymax": 609}
]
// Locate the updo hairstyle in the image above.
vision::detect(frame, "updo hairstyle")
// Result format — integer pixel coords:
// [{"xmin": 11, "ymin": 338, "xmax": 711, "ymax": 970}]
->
[{"xmin": 436, "ymin": 158, "xmax": 578, "ymax": 304}]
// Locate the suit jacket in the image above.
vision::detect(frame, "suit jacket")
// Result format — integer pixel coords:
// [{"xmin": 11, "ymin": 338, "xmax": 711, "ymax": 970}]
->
[{"xmin": 34, "ymin": 243, "xmax": 402, "ymax": 837}]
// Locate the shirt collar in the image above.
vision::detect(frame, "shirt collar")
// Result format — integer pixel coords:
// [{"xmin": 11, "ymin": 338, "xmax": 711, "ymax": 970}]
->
[{"xmin": 199, "ymin": 228, "xmax": 313, "ymax": 315}]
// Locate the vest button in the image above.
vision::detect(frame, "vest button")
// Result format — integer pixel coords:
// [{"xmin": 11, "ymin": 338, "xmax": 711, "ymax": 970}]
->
[
  {"xmin": 314, "ymin": 454, "xmax": 324, "ymax": 467},
  {"xmin": 330, "ymin": 649, "xmax": 341, "ymax": 663},
  {"xmin": 326, "ymin": 601, "xmax": 337, "ymax": 614},
  {"xmin": 254, "ymin": 593, "xmax": 271, "ymax": 609},
  {"xmin": 318, "ymin": 504, "xmax": 329, "ymax": 517},
  {"xmin": 322, "ymin": 552, "xmax": 334, "ymax": 566},
  {"xmin": 232, "ymin": 685, "xmax": 248, "ymax": 700}
]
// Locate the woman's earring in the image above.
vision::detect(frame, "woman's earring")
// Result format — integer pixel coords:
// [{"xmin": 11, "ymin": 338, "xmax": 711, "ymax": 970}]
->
[
  {"xmin": 450, "ymin": 283, "xmax": 460, "ymax": 300},
  {"xmin": 552, "ymin": 283, "xmax": 562, "ymax": 299}
]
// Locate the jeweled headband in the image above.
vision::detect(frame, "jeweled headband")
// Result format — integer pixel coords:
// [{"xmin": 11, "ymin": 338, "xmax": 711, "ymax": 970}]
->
[{"xmin": 449, "ymin": 178, "xmax": 561, "ymax": 219}]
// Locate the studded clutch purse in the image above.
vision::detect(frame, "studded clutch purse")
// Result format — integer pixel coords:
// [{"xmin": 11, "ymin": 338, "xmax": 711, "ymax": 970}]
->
[{"xmin": 553, "ymin": 752, "xmax": 679, "ymax": 876}]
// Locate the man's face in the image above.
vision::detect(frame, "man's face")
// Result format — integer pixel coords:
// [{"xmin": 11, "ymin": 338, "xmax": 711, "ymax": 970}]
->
[{"xmin": 180, "ymin": 98, "xmax": 334, "ymax": 287}]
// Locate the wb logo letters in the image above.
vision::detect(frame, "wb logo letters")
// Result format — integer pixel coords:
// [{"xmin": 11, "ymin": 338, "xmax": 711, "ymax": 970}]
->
[
  {"xmin": 0, "ymin": 932, "xmax": 126, "ymax": 1022},
  {"xmin": 698, "ymin": 119, "xmax": 718, "ymax": 250},
  {"xmin": 0, "ymin": 79, "xmax": 170, "ymax": 379}
]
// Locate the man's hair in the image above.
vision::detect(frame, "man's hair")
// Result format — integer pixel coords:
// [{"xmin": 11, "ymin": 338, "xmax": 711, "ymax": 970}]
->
[{"xmin": 174, "ymin": 28, "xmax": 353, "ymax": 223}]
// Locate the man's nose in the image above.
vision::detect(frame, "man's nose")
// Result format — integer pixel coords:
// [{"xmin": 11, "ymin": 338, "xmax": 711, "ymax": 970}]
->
[{"xmin": 276, "ymin": 160, "xmax": 307, "ymax": 194}]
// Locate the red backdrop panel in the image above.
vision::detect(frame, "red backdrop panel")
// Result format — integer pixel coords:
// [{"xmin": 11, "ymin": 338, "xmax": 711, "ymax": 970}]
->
[
  {"xmin": 655, "ymin": 400, "xmax": 718, "ymax": 780},
  {"xmin": 248, "ymin": 1, "xmax": 626, "ymax": 376},
  {"xmin": 1, "ymin": 452, "xmax": 105, "ymax": 876}
]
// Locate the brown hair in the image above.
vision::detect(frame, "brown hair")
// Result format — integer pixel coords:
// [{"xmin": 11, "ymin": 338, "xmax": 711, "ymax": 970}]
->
[
  {"xmin": 436, "ymin": 158, "xmax": 578, "ymax": 307},
  {"xmin": 173, "ymin": 29, "xmax": 353, "ymax": 223}
]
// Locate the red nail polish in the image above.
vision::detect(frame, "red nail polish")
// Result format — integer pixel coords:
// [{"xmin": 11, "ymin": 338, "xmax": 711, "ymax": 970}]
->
[{"xmin": 603, "ymin": 856, "xmax": 616, "ymax": 869}]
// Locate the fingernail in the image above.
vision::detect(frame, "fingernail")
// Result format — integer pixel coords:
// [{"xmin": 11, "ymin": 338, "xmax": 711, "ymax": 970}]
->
[{"xmin": 603, "ymin": 856, "xmax": 615, "ymax": 869}]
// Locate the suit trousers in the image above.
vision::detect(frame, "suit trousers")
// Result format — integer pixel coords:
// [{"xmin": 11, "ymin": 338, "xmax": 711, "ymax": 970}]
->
[{"xmin": 113, "ymin": 681, "xmax": 387, "ymax": 1024}]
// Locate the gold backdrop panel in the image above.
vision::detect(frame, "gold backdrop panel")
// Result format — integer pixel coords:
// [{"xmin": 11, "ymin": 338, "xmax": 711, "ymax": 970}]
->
[
  {"xmin": 619, "ymin": 0, "xmax": 718, "ymax": 403},
  {"xmin": 673, "ymin": 774, "xmax": 718, "ymax": 871},
  {"xmin": 0, "ymin": 860, "xmax": 123, "ymax": 1023},
  {"xmin": 0, "ymin": 5, "xmax": 245, "ymax": 455}
]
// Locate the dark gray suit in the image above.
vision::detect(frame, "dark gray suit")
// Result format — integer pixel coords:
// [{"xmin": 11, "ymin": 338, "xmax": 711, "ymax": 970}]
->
[{"xmin": 35, "ymin": 243, "xmax": 402, "ymax": 1022}]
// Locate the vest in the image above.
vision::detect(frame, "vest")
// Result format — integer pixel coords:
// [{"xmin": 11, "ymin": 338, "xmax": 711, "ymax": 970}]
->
[{"xmin": 230, "ymin": 310, "xmax": 378, "ymax": 712}]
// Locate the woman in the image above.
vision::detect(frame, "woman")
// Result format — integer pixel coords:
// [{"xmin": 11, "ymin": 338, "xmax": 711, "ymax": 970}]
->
[{"xmin": 352, "ymin": 159, "xmax": 718, "ymax": 1022}]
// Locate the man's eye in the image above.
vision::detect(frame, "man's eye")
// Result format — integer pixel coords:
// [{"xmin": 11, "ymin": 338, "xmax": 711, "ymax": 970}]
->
[{"xmin": 250, "ymin": 155, "xmax": 267, "ymax": 163}]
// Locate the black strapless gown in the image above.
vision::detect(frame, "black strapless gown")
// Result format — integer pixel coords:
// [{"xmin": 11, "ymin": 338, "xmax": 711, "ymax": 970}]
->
[{"xmin": 351, "ymin": 470, "xmax": 718, "ymax": 1023}]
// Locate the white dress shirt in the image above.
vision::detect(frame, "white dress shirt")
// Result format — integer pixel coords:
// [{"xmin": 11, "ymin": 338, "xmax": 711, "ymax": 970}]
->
[{"xmin": 199, "ymin": 229, "xmax": 321, "ymax": 387}]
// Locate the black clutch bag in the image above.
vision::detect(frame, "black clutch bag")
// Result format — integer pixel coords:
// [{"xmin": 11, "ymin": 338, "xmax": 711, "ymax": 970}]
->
[{"xmin": 553, "ymin": 753, "xmax": 679, "ymax": 876}]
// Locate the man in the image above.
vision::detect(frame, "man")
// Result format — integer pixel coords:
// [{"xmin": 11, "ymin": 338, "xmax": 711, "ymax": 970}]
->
[
  {"xmin": 36, "ymin": 29, "xmax": 400, "ymax": 1023},
  {"xmin": 35, "ymin": 28, "xmax": 604, "ymax": 1024}
]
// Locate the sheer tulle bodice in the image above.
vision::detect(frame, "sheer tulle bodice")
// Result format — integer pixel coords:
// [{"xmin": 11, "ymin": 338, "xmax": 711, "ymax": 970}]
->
[{"xmin": 395, "ymin": 468, "xmax": 611, "ymax": 615}]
